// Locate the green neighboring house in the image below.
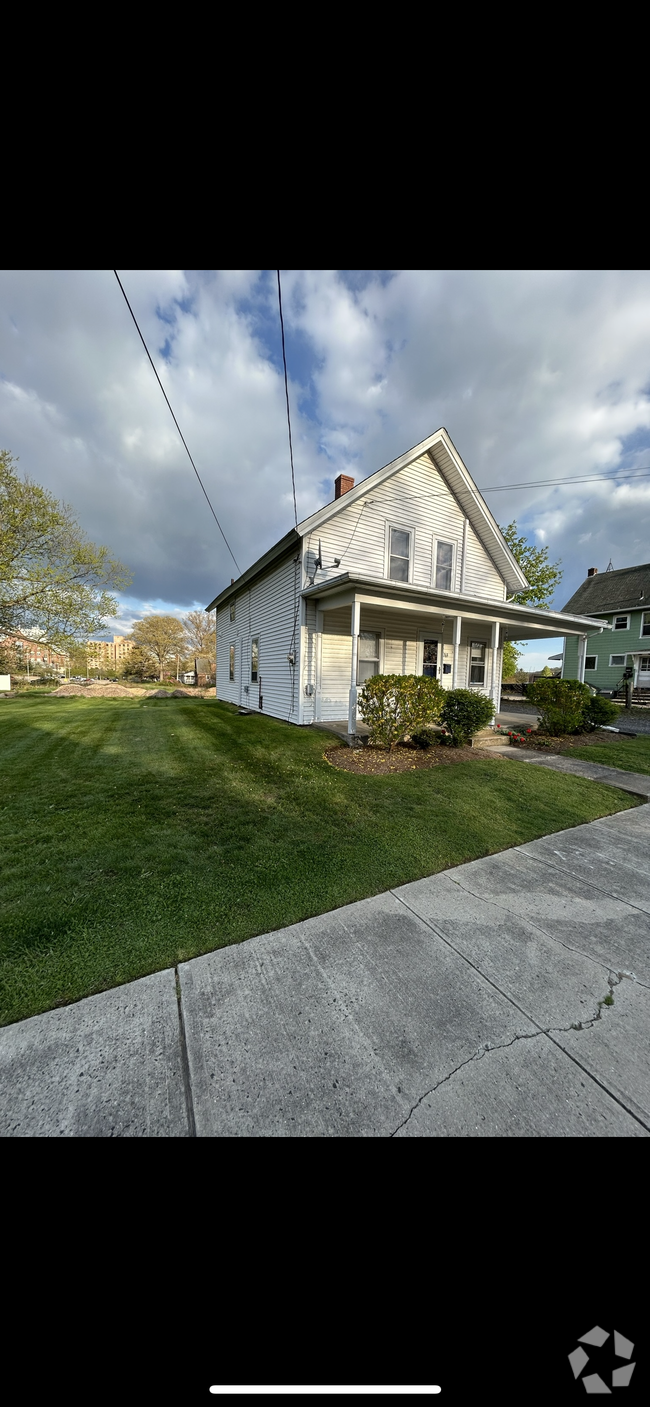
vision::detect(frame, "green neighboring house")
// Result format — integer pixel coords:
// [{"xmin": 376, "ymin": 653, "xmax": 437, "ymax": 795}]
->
[{"xmin": 561, "ymin": 563, "xmax": 650, "ymax": 698}]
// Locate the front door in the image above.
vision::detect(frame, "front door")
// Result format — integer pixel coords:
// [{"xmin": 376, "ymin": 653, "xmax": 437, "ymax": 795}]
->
[
  {"xmin": 422, "ymin": 638, "xmax": 439, "ymax": 680},
  {"xmin": 637, "ymin": 655, "xmax": 650, "ymax": 686}
]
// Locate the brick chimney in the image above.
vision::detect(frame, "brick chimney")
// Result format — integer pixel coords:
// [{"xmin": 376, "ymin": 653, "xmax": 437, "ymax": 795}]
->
[
  {"xmin": 587, "ymin": 567, "xmax": 598, "ymax": 577},
  {"xmin": 335, "ymin": 474, "xmax": 355, "ymax": 499}
]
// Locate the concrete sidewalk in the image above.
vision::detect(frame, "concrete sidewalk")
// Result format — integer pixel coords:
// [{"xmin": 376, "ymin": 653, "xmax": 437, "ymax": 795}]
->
[
  {"xmin": 491, "ymin": 744, "xmax": 650, "ymax": 800},
  {"xmin": 2, "ymin": 802, "xmax": 649, "ymax": 1138}
]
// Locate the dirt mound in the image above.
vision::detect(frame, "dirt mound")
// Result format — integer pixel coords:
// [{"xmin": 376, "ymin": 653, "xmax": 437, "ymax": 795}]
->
[{"xmin": 52, "ymin": 683, "xmax": 146, "ymax": 697}]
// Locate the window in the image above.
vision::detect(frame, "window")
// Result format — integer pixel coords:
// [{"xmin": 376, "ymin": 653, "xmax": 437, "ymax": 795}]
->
[
  {"xmin": 230, "ymin": 600, "xmax": 236, "ymax": 622},
  {"xmin": 642, "ymin": 612, "xmax": 650, "ymax": 638},
  {"xmin": 434, "ymin": 540, "xmax": 454, "ymax": 591},
  {"xmin": 470, "ymin": 640, "xmax": 485, "ymax": 684},
  {"xmin": 613, "ymin": 615, "xmax": 629, "ymax": 630},
  {"xmin": 609, "ymin": 654, "xmax": 626, "ymax": 667},
  {"xmin": 357, "ymin": 631, "xmax": 380, "ymax": 684},
  {"xmin": 229, "ymin": 645, "xmax": 235, "ymax": 681},
  {"xmin": 251, "ymin": 638, "xmax": 259, "ymax": 683},
  {"xmin": 388, "ymin": 527, "xmax": 411, "ymax": 582},
  {"xmin": 585, "ymin": 655, "xmax": 597, "ymax": 670},
  {"xmin": 639, "ymin": 655, "xmax": 650, "ymax": 672}
]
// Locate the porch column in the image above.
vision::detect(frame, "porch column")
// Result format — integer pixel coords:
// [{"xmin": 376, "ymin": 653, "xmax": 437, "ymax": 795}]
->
[
  {"xmin": 315, "ymin": 610, "xmax": 323, "ymax": 721},
  {"xmin": 452, "ymin": 615, "xmax": 462, "ymax": 688},
  {"xmin": 490, "ymin": 620, "xmax": 500, "ymax": 712},
  {"xmin": 348, "ymin": 597, "xmax": 360, "ymax": 736},
  {"xmin": 577, "ymin": 634, "xmax": 587, "ymax": 683}
]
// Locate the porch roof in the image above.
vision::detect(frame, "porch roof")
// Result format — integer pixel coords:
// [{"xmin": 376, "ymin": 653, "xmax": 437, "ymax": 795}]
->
[{"xmin": 302, "ymin": 573, "xmax": 612, "ymax": 642}]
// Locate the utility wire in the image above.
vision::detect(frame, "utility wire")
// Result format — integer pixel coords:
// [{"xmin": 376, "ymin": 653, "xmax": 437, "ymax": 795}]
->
[
  {"xmin": 276, "ymin": 271, "xmax": 298, "ymax": 528},
  {"xmin": 113, "ymin": 270, "xmax": 241, "ymax": 575},
  {"xmin": 482, "ymin": 470, "xmax": 650, "ymax": 492}
]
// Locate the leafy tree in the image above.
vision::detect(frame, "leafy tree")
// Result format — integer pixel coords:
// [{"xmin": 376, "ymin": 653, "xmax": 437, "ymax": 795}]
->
[
  {"xmin": 502, "ymin": 640, "xmax": 524, "ymax": 680},
  {"xmin": 0, "ymin": 638, "xmax": 18, "ymax": 676},
  {"xmin": 0, "ymin": 450, "xmax": 131, "ymax": 647},
  {"xmin": 129, "ymin": 616, "xmax": 186, "ymax": 681},
  {"xmin": 499, "ymin": 521, "xmax": 562, "ymax": 608},
  {"xmin": 122, "ymin": 646, "xmax": 158, "ymax": 681}
]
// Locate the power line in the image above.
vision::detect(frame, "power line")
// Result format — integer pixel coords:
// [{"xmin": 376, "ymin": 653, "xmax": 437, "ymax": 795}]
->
[
  {"xmin": 276, "ymin": 271, "xmax": 298, "ymax": 528},
  {"xmin": 482, "ymin": 470, "xmax": 650, "ymax": 492},
  {"xmin": 113, "ymin": 270, "xmax": 241, "ymax": 575}
]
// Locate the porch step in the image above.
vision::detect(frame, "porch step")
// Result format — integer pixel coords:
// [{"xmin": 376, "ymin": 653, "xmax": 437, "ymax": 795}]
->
[{"xmin": 472, "ymin": 723, "xmax": 537, "ymax": 748}]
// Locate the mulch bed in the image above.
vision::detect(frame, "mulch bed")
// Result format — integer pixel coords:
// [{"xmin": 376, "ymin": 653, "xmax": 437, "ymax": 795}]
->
[{"xmin": 324, "ymin": 744, "xmax": 503, "ymax": 775}]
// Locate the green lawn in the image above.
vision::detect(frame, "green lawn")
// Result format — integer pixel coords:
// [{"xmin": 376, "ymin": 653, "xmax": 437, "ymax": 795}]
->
[
  {"xmin": 568, "ymin": 733, "xmax": 650, "ymax": 775},
  {"xmin": 0, "ymin": 695, "xmax": 638, "ymax": 1026}
]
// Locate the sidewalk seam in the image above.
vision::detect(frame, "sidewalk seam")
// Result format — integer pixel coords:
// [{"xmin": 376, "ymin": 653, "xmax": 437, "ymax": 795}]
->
[{"xmin": 175, "ymin": 967, "xmax": 197, "ymax": 1138}]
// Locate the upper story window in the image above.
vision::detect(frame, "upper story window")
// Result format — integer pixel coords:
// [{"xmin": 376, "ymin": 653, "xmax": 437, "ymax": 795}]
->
[
  {"xmin": 230, "ymin": 600, "xmax": 236, "ymax": 622},
  {"xmin": 434, "ymin": 540, "xmax": 455, "ymax": 591},
  {"xmin": 388, "ymin": 527, "xmax": 411, "ymax": 582},
  {"xmin": 642, "ymin": 611, "xmax": 650, "ymax": 638},
  {"xmin": 613, "ymin": 614, "xmax": 629, "ymax": 630}
]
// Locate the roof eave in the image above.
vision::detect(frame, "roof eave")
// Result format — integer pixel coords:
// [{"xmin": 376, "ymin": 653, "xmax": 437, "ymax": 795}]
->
[
  {"xmin": 206, "ymin": 528, "xmax": 301, "ymax": 611},
  {"xmin": 301, "ymin": 572, "xmax": 611, "ymax": 630}
]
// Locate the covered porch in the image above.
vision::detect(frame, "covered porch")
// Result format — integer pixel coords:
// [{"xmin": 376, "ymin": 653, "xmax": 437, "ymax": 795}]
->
[{"xmin": 301, "ymin": 574, "xmax": 610, "ymax": 735}]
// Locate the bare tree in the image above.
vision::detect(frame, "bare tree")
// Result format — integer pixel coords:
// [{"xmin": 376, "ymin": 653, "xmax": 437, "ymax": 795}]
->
[{"xmin": 183, "ymin": 610, "xmax": 216, "ymax": 662}]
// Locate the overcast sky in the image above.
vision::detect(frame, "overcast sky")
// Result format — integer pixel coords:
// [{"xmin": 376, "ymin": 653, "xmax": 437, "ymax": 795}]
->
[{"xmin": 2, "ymin": 269, "xmax": 649, "ymax": 670}]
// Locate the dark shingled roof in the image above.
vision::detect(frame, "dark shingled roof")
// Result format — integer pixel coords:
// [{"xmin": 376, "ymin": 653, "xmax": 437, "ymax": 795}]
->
[{"xmin": 563, "ymin": 563, "xmax": 650, "ymax": 615}]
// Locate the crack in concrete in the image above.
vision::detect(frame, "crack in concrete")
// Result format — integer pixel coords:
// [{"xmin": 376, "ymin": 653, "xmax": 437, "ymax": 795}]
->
[
  {"xmin": 389, "ymin": 1029, "xmax": 545, "ymax": 1135},
  {"xmin": 388, "ymin": 985, "xmax": 632, "ymax": 1137},
  {"xmin": 389, "ymin": 890, "xmax": 650, "ymax": 1137}
]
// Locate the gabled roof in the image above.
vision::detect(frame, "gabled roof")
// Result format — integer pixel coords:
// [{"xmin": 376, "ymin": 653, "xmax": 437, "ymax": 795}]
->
[
  {"xmin": 206, "ymin": 427, "xmax": 528, "ymax": 610},
  {"xmin": 563, "ymin": 563, "xmax": 650, "ymax": 616},
  {"xmin": 296, "ymin": 427, "xmax": 528, "ymax": 596}
]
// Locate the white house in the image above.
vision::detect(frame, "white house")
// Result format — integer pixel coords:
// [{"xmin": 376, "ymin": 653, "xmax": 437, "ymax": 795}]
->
[{"xmin": 208, "ymin": 427, "xmax": 610, "ymax": 735}]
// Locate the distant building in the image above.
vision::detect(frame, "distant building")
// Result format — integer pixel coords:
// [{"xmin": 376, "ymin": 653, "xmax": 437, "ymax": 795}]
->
[
  {"xmin": 195, "ymin": 655, "xmax": 215, "ymax": 687},
  {"xmin": 561, "ymin": 563, "xmax": 650, "ymax": 699},
  {"xmin": 0, "ymin": 630, "xmax": 69, "ymax": 674},
  {"xmin": 87, "ymin": 635, "xmax": 134, "ymax": 669}
]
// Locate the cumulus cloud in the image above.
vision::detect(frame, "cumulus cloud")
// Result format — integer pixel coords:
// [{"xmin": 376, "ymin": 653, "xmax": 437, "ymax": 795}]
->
[{"xmin": 1, "ymin": 269, "xmax": 649, "ymax": 637}]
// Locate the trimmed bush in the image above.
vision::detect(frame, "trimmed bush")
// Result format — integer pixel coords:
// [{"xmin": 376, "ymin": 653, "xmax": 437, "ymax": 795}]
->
[
  {"xmin": 583, "ymin": 694, "xmax": 621, "ymax": 730},
  {"xmin": 527, "ymin": 676, "xmax": 592, "ymax": 735},
  {"xmin": 358, "ymin": 674, "xmax": 444, "ymax": 750},
  {"xmin": 439, "ymin": 689, "xmax": 495, "ymax": 746}
]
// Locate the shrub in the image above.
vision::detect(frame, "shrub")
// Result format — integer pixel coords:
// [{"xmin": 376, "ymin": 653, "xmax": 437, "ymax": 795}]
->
[
  {"xmin": 527, "ymin": 676, "xmax": 591, "ymax": 736},
  {"xmin": 358, "ymin": 674, "xmax": 444, "ymax": 750},
  {"xmin": 439, "ymin": 689, "xmax": 495, "ymax": 746},
  {"xmin": 583, "ymin": 694, "xmax": 620, "ymax": 730}
]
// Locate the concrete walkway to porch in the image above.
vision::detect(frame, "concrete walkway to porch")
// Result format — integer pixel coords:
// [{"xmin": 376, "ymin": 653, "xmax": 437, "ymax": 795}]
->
[{"xmin": 310, "ymin": 708, "xmax": 541, "ymax": 747}]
